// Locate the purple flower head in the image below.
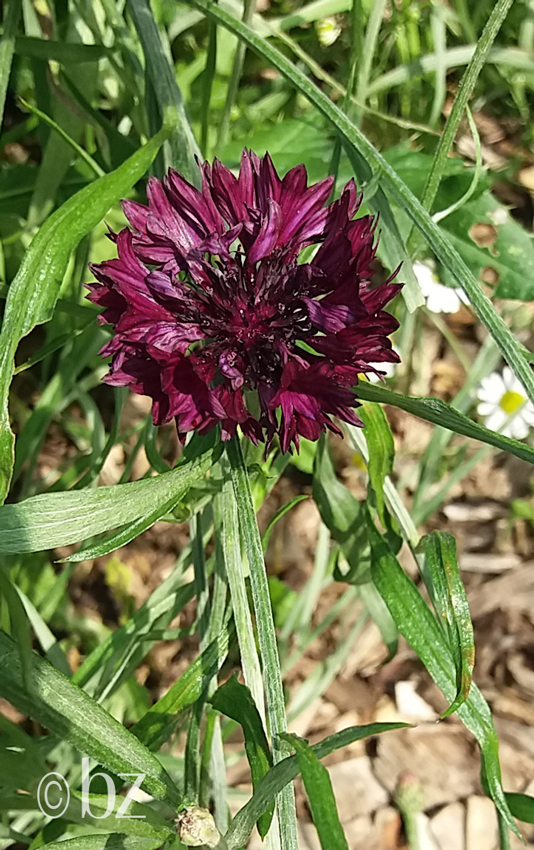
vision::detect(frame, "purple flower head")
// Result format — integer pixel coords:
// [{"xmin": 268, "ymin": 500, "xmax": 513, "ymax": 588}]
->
[{"xmin": 88, "ymin": 152, "xmax": 401, "ymax": 453}]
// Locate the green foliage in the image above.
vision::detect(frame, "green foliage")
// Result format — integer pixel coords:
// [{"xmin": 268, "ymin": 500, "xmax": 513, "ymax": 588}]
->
[
  {"xmin": 211, "ymin": 675, "xmax": 274, "ymax": 837},
  {"xmin": 281, "ymin": 734, "xmax": 349, "ymax": 850},
  {"xmin": 1, "ymin": 0, "xmax": 532, "ymax": 847}
]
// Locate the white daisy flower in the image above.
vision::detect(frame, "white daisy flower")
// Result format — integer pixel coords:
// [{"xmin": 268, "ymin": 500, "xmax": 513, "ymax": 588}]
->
[
  {"xmin": 476, "ymin": 366, "xmax": 534, "ymax": 439},
  {"xmin": 414, "ymin": 260, "xmax": 468, "ymax": 314},
  {"xmin": 315, "ymin": 16, "xmax": 342, "ymax": 46}
]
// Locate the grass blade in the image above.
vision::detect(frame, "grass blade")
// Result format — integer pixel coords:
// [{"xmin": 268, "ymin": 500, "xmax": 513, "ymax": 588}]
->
[
  {"xmin": 281, "ymin": 734, "xmax": 349, "ymax": 850},
  {"xmin": 0, "ymin": 0, "xmax": 22, "ymax": 126},
  {"xmin": 0, "ymin": 436, "xmax": 221, "ymax": 554},
  {"xmin": 355, "ymin": 382, "xmax": 534, "ymax": 466},
  {"xmin": 0, "ymin": 127, "xmax": 168, "ymax": 503},
  {"xmin": 0, "ymin": 630, "xmax": 180, "ymax": 806},
  {"xmin": 366, "ymin": 516, "xmax": 519, "ymax": 837},
  {"xmin": 224, "ymin": 722, "xmax": 408, "ymax": 850},
  {"xmin": 126, "ymin": 0, "xmax": 201, "ymax": 182},
  {"xmin": 420, "ymin": 531, "xmax": 475, "ymax": 716},
  {"xmin": 408, "ymin": 0, "xmax": 514, "ymax": 253}
]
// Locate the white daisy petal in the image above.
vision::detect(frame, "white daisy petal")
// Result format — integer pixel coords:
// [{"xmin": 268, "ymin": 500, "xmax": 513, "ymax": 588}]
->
[
  {"xmin": 485, "ymin": 410, "xmax": 508, "ymax": 433},
  {"xmin": 478, "ymin": 374, "xmax": 506, "ymax": 398},
  {"xmin": 510, "ymin": 418, "xmax": 530, "ymax": 440},
  {"xmin": 476, "ymin": 367, "xmax": 534, "ymax": 441},
  {"xmin": 413, "ymin": 261, "xmax": 436, "ymax": 291},
  {"xmin": 477, "ymin": 402, "xmax": 496, "ymax": 416},
  {"xmin": 414, "ymin": 261, "xmax": 462, "ymax": 313}
]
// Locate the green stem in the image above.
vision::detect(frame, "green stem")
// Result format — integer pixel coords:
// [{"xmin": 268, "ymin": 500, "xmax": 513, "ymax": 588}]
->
[
  {"xmin": 407, "ymin": 0, "xmax": 513, "ymax": 254},
  {"xmin": 216, "ymin": 0, "xmax": 256, "ymax": 151},
  {"xmin": 329, "ymin": 0, "xmax": 363, "ymax": 183},
  {"xmin": 0, "ymin": 0, "xmax": 22, "ymax": 128},
  {"xmin": 216, "ymin": 478, "xmax": 264, "ymax": 717},
  {"xmin": 201, "ymin": 18, "xmax": 218, "ymax": 158},
  {"xmin": 225, "ymin": 437, "xmax": 298, "ymax": 850},
  {"xmin": 354, "ymin": 0, "xmax": 387, "ymax": 121},
  {"xmin": 126, "ymin": 0, "xmax": 200, "ymax": 183},
  {"xmin": 192, "ymin": 511, "xmax": 210, "ymax": 649}
]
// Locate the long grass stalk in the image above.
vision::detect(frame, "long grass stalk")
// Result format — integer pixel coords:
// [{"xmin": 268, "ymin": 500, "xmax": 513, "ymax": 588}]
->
[
  {"xmin": 407, "ymin": 0, "xmax": 514, "ymax": 253},
  {"xmin": 225, "ymin": 437, "xmax": 298, "ymax": 850},
  {"xmin": 216, "ymin": 0, "xmax": 256, "ymax": 151}
]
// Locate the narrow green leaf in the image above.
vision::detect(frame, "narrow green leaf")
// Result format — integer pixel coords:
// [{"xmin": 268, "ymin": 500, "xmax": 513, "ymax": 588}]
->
[
  {"xmin": 0, "ymin": 437, "xmax": 221, "ymax": 554},
  {"xmin": 358, "ymin": 581, "xmax": 398, "ymax": 660},
  {"xmin": 0, "ymin": 127, "xmax": 168, "ymax": 503},
  {"xmin": 406, "ymin": 0, "xmax": 514, "ymax": 256},
  {"xmin": 0, "ymin": 0, "xmax": 22, "ymax": 126},
  {"xmin": 126, "ymin": 0, "xmax": 200, "ymax": 182},
  {"xmin": 63, "ymin": 790, "xmax": 172, "ymax": 838},
  {"xmin": 15, "ymin": 584, "xmax": 71, "ymax": 675},
  {"xmin": 211, "ymin": 675, "xmax": 274, "ymax": 838},
  {"xmin": 505, "ymin": 792, "xmax": 534, "ymax": 824},
  {"xmin": 63, "ymin": 492, "xmax": 187, "ymax": 562},
  {"xmin": 14, "ymin": 37, "xmax": 108, "ymax": 63},
  {"xmin": 420, "ymin": 531, "xmax": 475, "ymax": 717},
  {"xmin": 281, "ymin": 733, "xmax": 349, "ymax": 850},
  {"xmin": 0, "ymin": 566, "xmax": 32, "ymax": 688},
  {"xmin": 262, "ymin": 495, "xmax": 308, "ymax": 553},
  {"xmin": 313, "ymin": 436, "xmax": 370, "ymax": 584},
  {"xmin": 342, "ymin": 145, "xmax": 423, "ymax": 311},
  {"xmin": 224, "ymin": 722, "xmax": 408, "ymax": 850},
  {"xmin": 359, "ymin": 401, "xmax": 394, "ymax": 525},
  {"xmin": 355, "ymin": 382, "xmax": 534, "ymax": 466},
  {"xmin": 132, "ymin": 626, "xmax": 231, "ymax": 751},
  {"xmin": 34, "ymin": 837, "xmax": 162, "ymax": 850},
  {"xmin": 19, "ymin": 97, "xmax": 105, "ymax": 177},
  {"xmin": 0, "ymin": 630, "xmax": 180, "ymax": 806},
  {"xmin": 365, "ymin": 516, "xmax": 519, "ymax": 837}
]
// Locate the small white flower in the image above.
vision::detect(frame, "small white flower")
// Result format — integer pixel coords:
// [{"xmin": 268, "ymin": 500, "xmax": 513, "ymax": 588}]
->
[
  {"xmin": 315, "ymin": 16, "xmax": 342, "ymax": 46},
  {"xmin": 414, "ymin": 260, "xmax": 468, "ymax": 314},
  {"xmin": 476, "ymin": 366, "xmax": 534, "ymax": 439}
]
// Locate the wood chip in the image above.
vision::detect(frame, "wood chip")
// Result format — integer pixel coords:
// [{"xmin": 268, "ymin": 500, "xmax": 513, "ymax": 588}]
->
[
  {"xmin": 373, "ymin": 726, "xmax": 479, "ymax": 809},
  {"xmin": 327, "ymin": 756, "xmax": 389, "ymax": 821},
  {"xmin": 430, "ymin": 802, "xmax": 466, "ymax": 850},
  {"xmin": 460, "ymin": 552, "xmax": 521, "ymax": 573},
  {"xmin": 465, "ymin": 796, "xmax": 498, "ymax": 850}
]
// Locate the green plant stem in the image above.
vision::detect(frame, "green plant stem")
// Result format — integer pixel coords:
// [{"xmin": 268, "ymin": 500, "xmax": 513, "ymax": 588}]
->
[
  {"xmin": 217, "ymin": 0, "xmax": 256, "ymax": 151},
  {"xmin": 0, "ymin": 0, "xmax": 22, "ymax": 127},
  {"xmin": 126, "ymin": 0, "xmax": 200, "ymax": 183},
  {"xmin": 407, "ymin": 0, "xmax": 513, "ymax": 254},
  {"xmin": 354, "ymin": 0, "xmax": 387, "ymax": 122},
  {"xmin": 225, "ymin": 438, "xmax": 298, "ymax": 850},
  {"xmin": 192, "ymin": 512, "xmax": 210, "ymax": 649},
  {"xmin": 329, "ymin": 0, "xmax": 363, "ymax": 181},
  {"xmin": 217, "ymin": 480, "xmax": 264, "ymax": 717},
  {"xmin": 18, "ymin": 98, "xmax": 106, "ymax": 177},
  {"xmin": 201, "ymin": 19, "xmax": 218, "ymax": 158}
]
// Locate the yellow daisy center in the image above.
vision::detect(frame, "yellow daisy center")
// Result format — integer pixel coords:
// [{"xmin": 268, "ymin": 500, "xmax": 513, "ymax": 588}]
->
[{"xmin": 499, "ymin": 390, "xmax": 525, "ymax": 415}]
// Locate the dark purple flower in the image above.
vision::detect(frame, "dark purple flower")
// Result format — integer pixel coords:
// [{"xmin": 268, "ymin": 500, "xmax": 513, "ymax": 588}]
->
[{"xmin": 87, "ymin": 151, "xmax": 401, "ymax": 452}]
